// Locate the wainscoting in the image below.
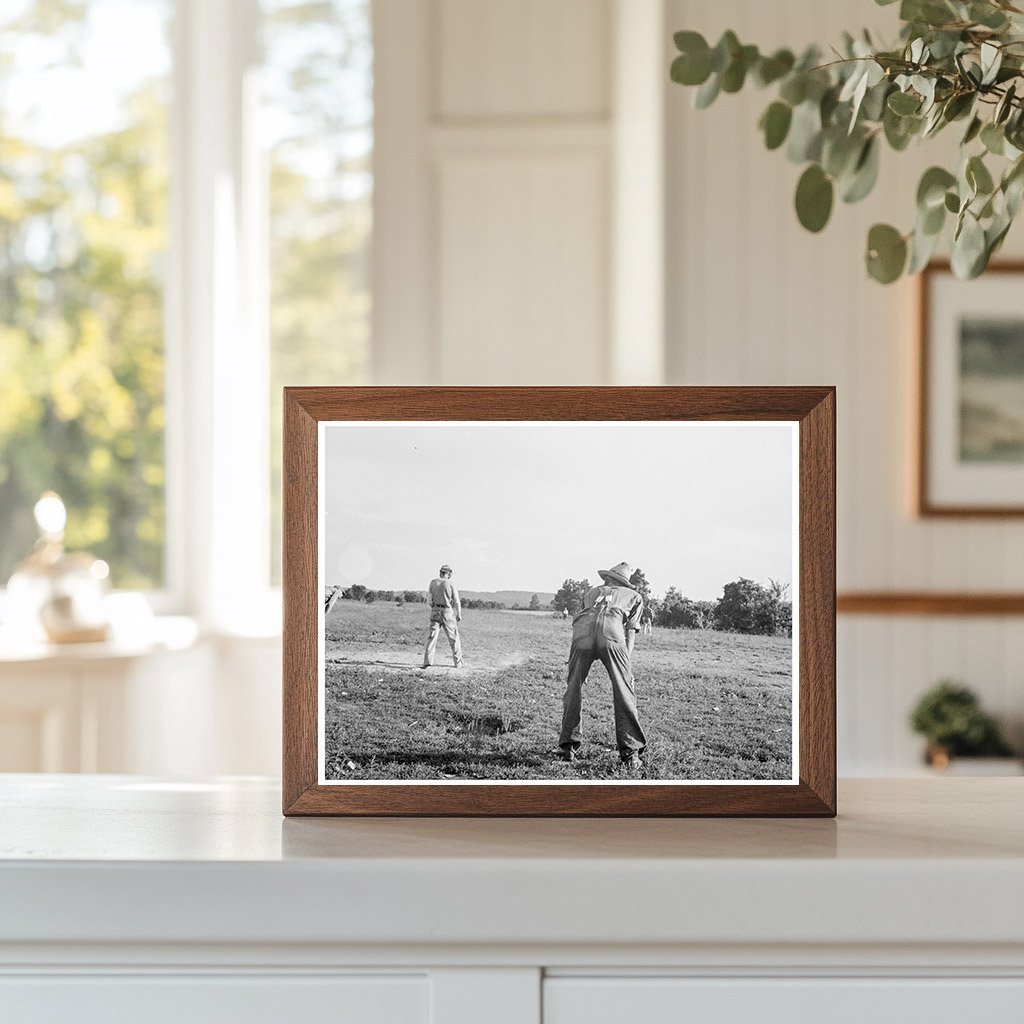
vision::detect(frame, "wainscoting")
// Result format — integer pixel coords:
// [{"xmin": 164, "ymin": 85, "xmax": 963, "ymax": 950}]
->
[{"xmin": 665, "ymin": 0, "xmax": 1024, "ymax": 774}]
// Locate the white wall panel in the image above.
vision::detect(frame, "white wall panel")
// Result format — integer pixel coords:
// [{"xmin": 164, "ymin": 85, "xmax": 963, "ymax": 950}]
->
[
  {"xmin": 438, "ymin": 0, "xmax": 610, "ymax": 120},
  {"xmin": 437, "ymin": 150, "xmax": 607, "ymax": 384},
  {"xmin": 375, "ymin": 0, "xmax": 633, "ymax": 386},
  {"xmin": 666, "ymin": 0, "xmax": 1024, "ymax": 774}
]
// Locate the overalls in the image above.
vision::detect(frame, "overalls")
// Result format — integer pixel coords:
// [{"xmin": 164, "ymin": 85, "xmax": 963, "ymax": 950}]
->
[{"xmin": 558, "ymin": 584, "xmax": 647, "ymax": 758}]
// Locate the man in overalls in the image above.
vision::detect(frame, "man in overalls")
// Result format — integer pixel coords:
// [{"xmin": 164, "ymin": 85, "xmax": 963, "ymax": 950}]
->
[
  {"xmin": 421, "ymin": 563, "xmax": 463, "ymax": 668},
  {"xmin": 557, "ymin": 561, "xmax": 647, "ymax": 770}
]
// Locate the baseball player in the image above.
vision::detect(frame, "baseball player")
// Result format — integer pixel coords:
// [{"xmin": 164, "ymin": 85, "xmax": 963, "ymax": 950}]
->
[{"xmin": 421, "ymin": 563, "xmax": 463, "ymax": 668}]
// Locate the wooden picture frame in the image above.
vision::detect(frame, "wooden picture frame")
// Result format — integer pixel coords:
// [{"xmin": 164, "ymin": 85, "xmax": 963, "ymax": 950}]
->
[
  {"xmin": 917, "ymin": 260, "xmax": 1024, "ymax": 517},
  {"xmin": 283, "ymin": 387, "xmax": 836, "ymax": 817}
]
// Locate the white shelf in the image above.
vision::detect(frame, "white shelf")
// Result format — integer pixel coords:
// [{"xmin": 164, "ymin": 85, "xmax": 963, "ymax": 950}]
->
[{"xmin": 1, "ymin": 776, "xmax": 1022, "ymax": 951}]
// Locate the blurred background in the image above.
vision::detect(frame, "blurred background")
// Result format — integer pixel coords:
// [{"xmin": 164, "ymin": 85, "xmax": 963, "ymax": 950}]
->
[{"xmin": 0, "ymin": 0, "xmax": 1021, "ymax": 778}]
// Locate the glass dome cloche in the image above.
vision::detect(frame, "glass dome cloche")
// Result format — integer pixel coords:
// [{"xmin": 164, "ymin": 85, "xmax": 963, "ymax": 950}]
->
[{"xmin": 5, "ymin": 492, "xmax": 111, "ymax": 644}]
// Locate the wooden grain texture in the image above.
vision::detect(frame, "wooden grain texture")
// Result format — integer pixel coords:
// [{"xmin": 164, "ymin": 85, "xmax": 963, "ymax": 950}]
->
[
  {"xmin": 799, "ymin": 389, "xmax": 837, "ymax": 814},
  {"xmin": 282, "ymin": 387, "xmax": 837, "ymax": 817},
  {"xmin": 916, "ymin": 261, "xmax": 1024, "ymax": 518},
  {"xmin": 838, "ymin": 592, "xmax": 1024, "ymax": 616},
  {"xmin": 282, "ymin": 392, "xmax": 319, "ymax": 812}
]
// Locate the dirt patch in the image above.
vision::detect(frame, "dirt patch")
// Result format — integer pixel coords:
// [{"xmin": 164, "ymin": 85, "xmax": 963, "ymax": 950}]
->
[{"xmin": 326, "ymin": 647, "xmax": 529, "ymax": 675}]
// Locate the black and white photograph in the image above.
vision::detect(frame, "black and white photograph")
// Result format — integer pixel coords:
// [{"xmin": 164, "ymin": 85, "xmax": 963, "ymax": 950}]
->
[{"xmin": 318, "ymin": 420, "xmax": 798, "ymax": 784}]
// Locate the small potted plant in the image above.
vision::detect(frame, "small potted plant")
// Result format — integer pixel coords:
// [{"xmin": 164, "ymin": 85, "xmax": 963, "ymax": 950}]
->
[{"xmin": 909, "ymin": 680, "xmax": 1019, "ymax": 773}]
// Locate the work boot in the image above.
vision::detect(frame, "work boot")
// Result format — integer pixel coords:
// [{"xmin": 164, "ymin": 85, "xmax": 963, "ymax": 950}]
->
[
  {"xmin": 556, "ymin": 747, "xmax": 576, "ymax": 763},
  {"xmin": 621, "ymin": 752, "xmax": 643, "ymax": 773}
]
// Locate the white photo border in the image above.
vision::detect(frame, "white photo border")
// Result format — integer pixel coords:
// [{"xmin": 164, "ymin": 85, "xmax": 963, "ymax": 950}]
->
[{"xmin": 317, "ymin": 420, "xmax": 800, "ymax": 786}]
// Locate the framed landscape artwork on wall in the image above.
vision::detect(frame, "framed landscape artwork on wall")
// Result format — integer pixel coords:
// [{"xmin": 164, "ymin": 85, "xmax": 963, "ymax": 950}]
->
[
  {"xmin": 282, "ymin": 387, "xmax": 836, "ymax": 817},
  {"xmin": 918, "ymin": 262, "xmax": 1024, "ymax": 517}
]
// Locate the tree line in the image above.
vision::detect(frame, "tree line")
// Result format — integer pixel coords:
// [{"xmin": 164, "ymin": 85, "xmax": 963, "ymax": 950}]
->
[
  {"xmin": 333, "ymin": 585, "xmax": 505, "ymax": 610},
  {"xmin": 552, "ymin": 573, "xmax": 792, "ymax": 637}
]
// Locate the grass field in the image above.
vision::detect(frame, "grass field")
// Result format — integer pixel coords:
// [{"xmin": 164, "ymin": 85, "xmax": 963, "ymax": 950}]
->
[{"xmin": 323, "ymin": 601, "xmax": 794, "ymax": 782}]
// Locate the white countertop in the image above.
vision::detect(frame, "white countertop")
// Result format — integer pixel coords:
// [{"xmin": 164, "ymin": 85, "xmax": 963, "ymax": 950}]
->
[{"xmin": 1, "ymin": 776, "xmax": 1022, "ymax": 951}]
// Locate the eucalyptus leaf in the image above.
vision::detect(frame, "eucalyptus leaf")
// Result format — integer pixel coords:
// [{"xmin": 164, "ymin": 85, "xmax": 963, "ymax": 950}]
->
[
  {"xmin": 951, "ymin": 212, "xmax": 986, "ymax": 278},
  {"xmin": 967, "ymin": 154, "xmax": 995, "ymax": 195},
  {"xmin": 822, "ymin": 128, "xmax": 863, "ymax": 178},
  {"xmin": 996, "ymin": 82, "xmax": 1017, "ymax": 124},
  {"xmin": 908, "ymin": 221, "xmax": 942, "ymax": 273},
  {"xmin": 760, "ymin": 101, "xmax": 793, "ymax": 150},
  {"xmin": 903, "ymin": 0, "xmax": 958, "ymax": 28},
  {"xmin": 980, "ymin": 42, "xmax": 1002, "ymax": 86},
  {"xmin": 820, "ymin": 85, "xmax": 841, "ymax": 126},
  {"xmin": 861, "ymin": 80, "xmax": 892, "ymax": 122},
  {"xmin": 787, "ymin": 101, "xmax": 823, "ymax": 162},
  {"xmin": 795, "ymin": 164, "xmax": 834, "ymax": 232},
  {"xmin": 710, "ymin": 31, "xmax": 740, "ymax": 73},
  {"xmin": 1003, "ymin": 158, "xmax": 1024, "ymax": 216},
  {"xmin": 779, "ymin": 73, "xmax": 807, "ymax": 106},
  {"xmin": 920, "ymin": 200, "xmax": 946, "ymax": 235},
  {"xmin": 981, "ymin": 122, "xmax": 1006, "ymax": 155},
  {"xmin": 970, "ymin": 2, "xmax": 1009, "ymax": 30},
  {"xmin": 884, "ymin": 106, "xmax": 922, "ymax": 150},
  {"xmin": 842, "ymin": 137, "xmax": 880, "ymax": 203},
  {"xmin": 913, "ymin": 75, "xmax": 937, "ymax": 111},
  {"xmin": 962, "ymin": 115, "xmax": 983, "ymax": 145},
  {"xmin": 754, "ymin": 49, "xmax": 795, "ymax": 87},
  {"xmin": 888, "ymin": 90, "xmax": 921, "ymax": 115},
  {"xmin": 694, "ymin": 73, "xmax": 721, "ymax": 109},
  {"xmin": 986, "ymin": 213, "xmax": 1013, "ymax": 259},
  {"xmin": 922, "ymin": 101, "xmax": 948, "ymax": 137},
  {"xmin": 942, "ymin": 92, "xmax": 974, "ymax": 122},
  {"xmin": 866, "ymin": 223, "xmax": 908, "ymax": 283},
  {"xmin": 1006, "ymin": 172, "xmax": 1024, "ymax": 218},
  {"xmin": 917, "ymin": 166, "xmax": 957, "ymax": 210},
  {"xmin": 721, "ymin": 44, "xmax": 759, "ymax": 93}
]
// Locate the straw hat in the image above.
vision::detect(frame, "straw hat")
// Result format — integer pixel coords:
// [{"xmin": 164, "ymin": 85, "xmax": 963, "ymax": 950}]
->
[{"xmin": 598, "ymin": 562, "xmax": 634, "ymax": 589}]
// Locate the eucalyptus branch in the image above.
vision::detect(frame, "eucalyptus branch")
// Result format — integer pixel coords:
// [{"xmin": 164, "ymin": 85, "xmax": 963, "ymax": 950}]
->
[{"xmin": 670, "ymin": 0, "xmax": 1024, "ymax": 283}]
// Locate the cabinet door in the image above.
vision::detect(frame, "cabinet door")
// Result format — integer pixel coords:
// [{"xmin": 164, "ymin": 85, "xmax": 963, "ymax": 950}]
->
[
  {"xmin": 544, "ymin": 977, "xmax": 1024, "ymax": 1024},
  {"xmin": 0, "ymin": 974, "xmax": 428, "ymax": 1024}
]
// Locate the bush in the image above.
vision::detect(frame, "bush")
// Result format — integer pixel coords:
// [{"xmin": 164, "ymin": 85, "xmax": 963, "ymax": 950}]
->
[
  {"xmin": 553, "ymin": 578, "xmax": 591, "ymax": 615},
  {"xmin": 910, "ymin": 681, "xmax": 1014, "ymax": 758},
  {"xmin": 715, "ymin": 578, "xmax": 790, "ymax": 635},
  {"xmin": 655, "ymin": 587, "xmax": 697, "ymax": 628}
]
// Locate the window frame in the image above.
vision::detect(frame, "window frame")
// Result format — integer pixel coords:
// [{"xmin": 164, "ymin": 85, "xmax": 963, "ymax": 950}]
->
[{"xmin": 164, "ymin": 0, "xmax": 280, "ymax": 632}]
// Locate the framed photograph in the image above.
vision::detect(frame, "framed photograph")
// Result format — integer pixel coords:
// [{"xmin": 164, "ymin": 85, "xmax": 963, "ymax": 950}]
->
[
  {"xmin": 283, "ymin": 387, "xmax": 835, "ymax": 817},
  {"xmin": 918, "ymin": 261, "xmax": 1024, "ymax": 516}
]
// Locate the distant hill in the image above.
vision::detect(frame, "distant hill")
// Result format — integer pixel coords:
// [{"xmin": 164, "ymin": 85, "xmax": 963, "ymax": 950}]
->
[{"xmin": 459, "ymin": 590, "xmax": 555, "ymax": 607}]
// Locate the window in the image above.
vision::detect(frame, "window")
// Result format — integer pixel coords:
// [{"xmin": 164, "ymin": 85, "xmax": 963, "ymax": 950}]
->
[
  {"xmin": 0, "ymin": 0, "xmax": 173, "ymax": 589},
  {"xmin": 261, "ymin": 0, "xmax": 373, "ymax": 581},
  {"xmin": 0, "ymin": 0, "xmax": 373, "ymax": 618}
]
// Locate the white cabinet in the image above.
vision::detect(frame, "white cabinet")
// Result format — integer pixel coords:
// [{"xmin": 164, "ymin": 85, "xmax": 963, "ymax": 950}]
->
[
  {"xmin": 0, "ymin": 975, "xmax": 428, "ymax": 1024},
  {"xmin": 1, "ymin": 777, "xmax": 1022, "ymax": 1024},
  {"xmin": 0, "ymin": 626, "xmax": 282, "ymax": 776},
  {"xmin": 0, "ymin": 640, "xmax": 210, "ymax": 773},
  {"xmin": 545, "ymin": 978, "xmax": 1024, "ymax": 1024}
]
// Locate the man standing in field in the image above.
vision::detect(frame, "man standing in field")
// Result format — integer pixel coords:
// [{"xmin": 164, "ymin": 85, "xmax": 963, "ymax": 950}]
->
[
  {"xmin": 422, "ymin": 563, "xmax": 463, "ymax": 669},
  {"xmin": 558, "ymin": 561, "xmax": 646, "ymax": 771},
  {"xmin": 640, "ymin": 603, "xmax": 654, "ymax": 636}
]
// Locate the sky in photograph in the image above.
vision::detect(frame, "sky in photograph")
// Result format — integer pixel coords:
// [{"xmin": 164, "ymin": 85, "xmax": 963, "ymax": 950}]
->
[{"xmin": 323, "ymin": 421, "xmax": 795, "ymax": 601}]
